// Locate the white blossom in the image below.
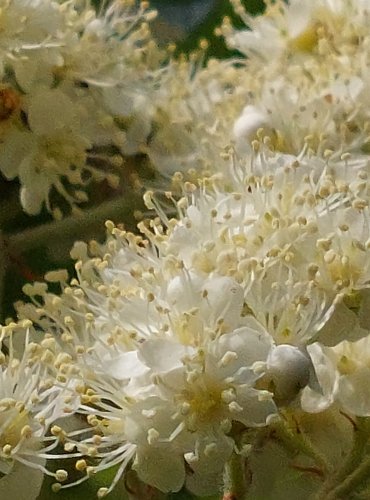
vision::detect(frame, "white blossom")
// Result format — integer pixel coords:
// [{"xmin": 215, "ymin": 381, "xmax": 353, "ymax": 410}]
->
[
  {"xmin": 302, "ymin": 335, "xmax": 370, "ymax": 416},
  {"xmin": 0, "ymin": 325, "xmax": 78, "ymax": 499},
  {"xmin": 59, "ymin": 313, "xmax": 277, "ymax": 496},
  {"xmin": 0, "ymin": 0, "xmax": 160, "ymax": 215}
]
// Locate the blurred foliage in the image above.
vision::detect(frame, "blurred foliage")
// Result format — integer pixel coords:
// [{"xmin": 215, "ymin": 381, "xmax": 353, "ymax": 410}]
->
[{"xmin": 152, "ymin": 0, "xmax": 264, "ymax": 57}]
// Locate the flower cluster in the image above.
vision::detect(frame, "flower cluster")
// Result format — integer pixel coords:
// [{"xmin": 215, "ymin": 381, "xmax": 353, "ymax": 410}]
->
[
  {"xmin": 144, "ymin": 54, "xmax": 249, "ymax": 177},
  {"xmin": 0, "ymin": 0, "xmax": 253, "ymax": 218},
  {"xmin": 17, "ymin": 221, "xmax": 279, "ymax": 496},
  {"xmin": 5, "ymin": 0, "xmax": 370, "ymax": 499},
  {"xmin": 12, "ymin": 144, "xmax": 370, "ymax": 498},
  {"xmin": 0, "ymin": 0, "xmax": 160, "ymax": 216},
  {"xmin": 224, "ymin": 0, "xmax": 370, "ymax": 157}
]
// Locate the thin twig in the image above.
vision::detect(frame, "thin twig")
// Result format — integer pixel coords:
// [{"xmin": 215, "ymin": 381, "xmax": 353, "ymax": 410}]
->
[
  {"xmin": 5, "ymin": 192, "xmax": 143, "ymax": 254},
  {"xmin": 0, "ymin": 231, "xmax": 6, "ymax": 322}
]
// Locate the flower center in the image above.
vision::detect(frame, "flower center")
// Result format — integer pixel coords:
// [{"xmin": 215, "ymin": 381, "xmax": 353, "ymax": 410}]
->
[
  {"xmin": 289, "ymin": 24, "xmax": 319, "ymax": 53},
  {"xmin": 181, "ymin": 378, "xmax": 223, "ymax": 430},
  {"xmin": 0, "ymin": 403, "xmax": 30, "ymax": 450}
]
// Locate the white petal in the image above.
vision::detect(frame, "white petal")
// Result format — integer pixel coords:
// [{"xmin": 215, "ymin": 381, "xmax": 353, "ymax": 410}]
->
[
  {"xmin": 200, "ymin": 276, "xmax": 244, "ymax": 332},
  {"xmin": 0, "ymin": 461, "xmax": 45, "ymax": 500},
  {"xmin": 134, "ymin": 446, "xmax": 185, "ymax": 493},
  {"xmin": 301, "ymin": 343, "xmax": 338, "ymax": 413},
  {"xmin": 20, "ymin": 185, "xmax": 45, "ymax": 215},
  {"xmin": 0, "ymin": 131, "xmax": 35, "ymax": 180},
  {"xmin": 139, "ymin": 338, "xmax": 193, "ymax": 374},
  {"xmin": 338, "ymin": 368, "xmax": 370, "ymax": 416},
  {"xmin": 28, "ymin": 88, "xmax": 77, "ymax": 134},
  {"xmin": 218, "ymin": 318, "xmax": 273, "ymax": 368},
  {"xmin": 234, "ymin": 387, "xmax": 277, "ymax": 427},
  {"xmin": 96, "ymin": 350, "xmax": 149, "ymax": 380},
  {"xmin": 317, "ymin": 302, "xmax": 365, "ymax": 346}
]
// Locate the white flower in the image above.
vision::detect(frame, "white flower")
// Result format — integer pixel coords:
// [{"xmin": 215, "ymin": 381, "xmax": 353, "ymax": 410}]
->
[
  {"xmin": 59, "ymin": 314, "xmax": 276, "ymax": 496},
  {"xmin": 144, "ymin": 57, "xmax": 247, "ymax": 175},
  {"xmin": 0, "ymin": 326, "xmax": 79, "ymax": 499},
  {"xmin": 232, "ymin": 79, "xmax": 338, "ymax": 155},
  {"xmin": 0, "ymin": 0, "xmax": 63, "ymax": 68},
  {"xmin": 21, "ymin": 147, "xmax": 370, "ymax": 349},
  {"xmin": 0, "ymin": 86, "xmax": 90, "ymax": 214},
  {"xmin": 19, "ymin": 233, "xmax": 280, "ymax": 495},
  {"xmin": 15, "ymin": 143, "xmax": 370, "ymax": 496},
  {"xmin": 226, "ymin": 0, "xmax": 370, "ymax": 63},
  {"xmin": 225, "ymin": 0, "xmax": 370, "ymax": 157},
  {"xmin": 161, "ymin": 150, "xmax": 369, "ymax": 342},
  {"xmin": 302, "ymin": 334, "xmax": 370, "ymax": 416},
  {"xmin": 0, "ymin": 0, "xmax": 161, "ymax": 215},
  {"xmin": 307, "ymin": 207, "xmax": 370, "ymax": 295}
]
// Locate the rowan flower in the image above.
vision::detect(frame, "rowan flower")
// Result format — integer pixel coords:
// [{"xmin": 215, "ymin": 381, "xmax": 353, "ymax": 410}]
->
[
  {"xmin": 225, "ymin": 0, "xmax": 370, "ymax": 156},
  {"xmin": 19, "ymin": 144, "xmax": 370, "ymax": 345},
  {"xmin": 0, "ymin": 86, "xmax": 99, "ymax": 215},
  {"xmin": 160, "ymin": 149, "xmax": 370, "ymax": 343},
  {"xmin": 302, "ymin": 334, "xmax": 370, "ymax": 416},
  {"xmin": 58, "ymin": 310, "xmax": 277, "ymax": 496},
  {"xmin": 13, "ymin": 139, "xmax": 370, "ymax": 497},
  {"xmin": 145, "ymin": 56, "xmax": 248, "ymax": 176},
  {"xmin": 226, "ymin": 0, "xmax": 370, "ymax": 64},
  {"xmin": 0, "ymin": 0, "xmax": 63, "ymax": 71},
  {"xmin": 0, "ymin": 325, "xmax": 78, "ymax": 499},
  {"xmin": 16, "ymin": 228, "xmax": 281, "ymax": 495},
  {"xmin": 0, "ymin": 0, "xmax": 160, "ymax": 215}
]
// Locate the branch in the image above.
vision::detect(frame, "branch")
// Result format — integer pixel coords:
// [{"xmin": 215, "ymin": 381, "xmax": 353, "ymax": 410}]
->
[
  {"xmin": 0, "ymin": 231, "xmax": 6, "ymax": 321},
  {"xmin": 5, "ymin": 193, "xmax": 143, "ymax": 255}
]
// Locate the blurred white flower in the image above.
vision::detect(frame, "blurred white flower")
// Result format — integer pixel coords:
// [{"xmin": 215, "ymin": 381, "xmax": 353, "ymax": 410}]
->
[
  {"xmin": 224, "ymin": 0, "xmax": 370, "ymax": 157},
  {"xmin": 0, "ymin": 0, "xmax": 160, "ymax": 216},
  {"xmin": 226, "ymin": 0, "xmax": 370, "ymax": 63}
]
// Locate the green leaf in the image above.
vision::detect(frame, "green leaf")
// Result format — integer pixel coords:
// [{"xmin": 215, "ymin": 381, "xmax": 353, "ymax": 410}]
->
[{"xmin": 37, "ymin": 464, "xmax": 128, "ymax": 500}]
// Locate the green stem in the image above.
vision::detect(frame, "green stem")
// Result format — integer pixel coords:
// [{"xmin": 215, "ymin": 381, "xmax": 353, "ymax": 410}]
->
[
  {"xmin": 271, "ymin": 418, "xmax": 330, "ymax": 475},
  {"xmin": 223, "ymin": 452, "xmax": 248, "ymax": 500},
  {"xmin": 315, "ymin": 417, "xmax": 370, "ymax": 499},
  {"xmin": 325, "ymin": 456, "xmax": 370, "ymax": 499},
  {"xmin": 5, "ymin": 192, "xmax": 143, "ymax": 254}
]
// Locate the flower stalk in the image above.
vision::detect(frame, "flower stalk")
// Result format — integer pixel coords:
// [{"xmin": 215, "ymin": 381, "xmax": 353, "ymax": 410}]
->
[
  {"xmin": 271, "ymin": 414, "xmax": 330, "ymax": 476},
  {"xmin": 6, "ymin": 191, "xmax": 143, "ymax": 254},
  {"xmin": 0, "ymin": 231, "xmax": 6, "ymax": 322},
  {"xmin": 315, "ymin": 417, "xmax": 370, "ymax": 499},
  {"xmin": 223, "ymin": 452, "xmax": 249, "ymax": 500}
]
